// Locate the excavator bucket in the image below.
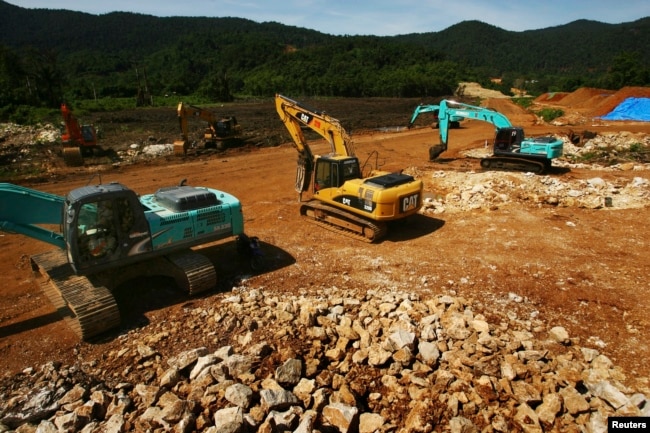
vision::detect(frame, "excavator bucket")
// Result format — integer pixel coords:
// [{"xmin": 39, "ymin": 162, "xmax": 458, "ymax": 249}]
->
[{"xmin": 173, "ymin": 140, "xmax": 188, "ymax": 156}]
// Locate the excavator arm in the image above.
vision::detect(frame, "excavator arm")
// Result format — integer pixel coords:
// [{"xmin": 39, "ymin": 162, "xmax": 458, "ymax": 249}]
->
[
  {"xmin": 174, "ymin": 102, "xmax": 191, "ymax": 155},
  {"xmin": 176, "ymin": 102, "xmax": 192, "ymax": 144},
  {"xmin": 175, "ymin": 102, "xmax": 208, "ymax": 154},
  {"xmin": 408, "ymin": 103, "xmax": 464, "ymax": 129},
  {"xmin": 175, "ymin": 102, "xmax": 215, "ymax": 155},
  {"xmin": 408, "ymin": 104, "xmax": 440, "ymax": 128},
  {"xmin": 0, "ymin": 183, "xmax": 66, "ymax": 248}
]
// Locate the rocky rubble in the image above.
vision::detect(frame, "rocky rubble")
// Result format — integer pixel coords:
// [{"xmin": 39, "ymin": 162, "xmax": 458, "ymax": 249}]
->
[
  {"xmin": 419, "ymin": 132, "xmax": 650, "ymax": 214},
  {"xmin": 419, "ymin": 169, "xmax": 649, "ymax": 214},
  {"xmin": 2, "ymin": 286, "xmax": 649, "ymax": 432}
]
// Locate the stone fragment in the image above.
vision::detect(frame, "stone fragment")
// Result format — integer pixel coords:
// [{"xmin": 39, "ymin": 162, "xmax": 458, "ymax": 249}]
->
[
  {"xmin": 322, "ymin": 403, "xmax": 359, "ymax": 433},
  {"xmin": 259, "ymin": 389, "xmax": 299, "ymax": 411},
  {"xmin": 548, "ymin": 326, "xmax": 570, "ymax": 344},
  {"xmin": 225, "ymin": 383, "xmax": 253, "ymax": 409},
  {"xmin": 213, "ymin": 406, "xmax": 245, "ymax": 433}
]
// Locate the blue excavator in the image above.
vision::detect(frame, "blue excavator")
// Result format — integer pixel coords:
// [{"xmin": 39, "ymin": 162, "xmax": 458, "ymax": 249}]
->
[
  {"xmin": 429, "ymin": 99, "xmax": 564, "ymax": 174},
  {"xmin": 0, "ymin": 179, "xmax": 245, "ymax": 339}
]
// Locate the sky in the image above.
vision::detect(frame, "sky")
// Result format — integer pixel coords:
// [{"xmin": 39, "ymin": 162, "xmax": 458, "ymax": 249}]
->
[{"xmin": 6, "ymin": 0, "xmax": 650, "ymax": 36}]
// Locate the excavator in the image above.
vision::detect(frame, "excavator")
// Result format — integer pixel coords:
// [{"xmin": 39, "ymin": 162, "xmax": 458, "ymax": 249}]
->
[
  {"xmin": 60, "ymin": 103, "xmax": 99, "ymax": 166},
  {"xmin": 0, "ymin": 179, "xmax": 245, "ymax": 339},
  {"xmin": 275, "ymin": 94, "xmax": 423, "ymax": 242},
  {"xmin": 430, "ymin": 99, "xmax": 564, "ymax": 174},
  {"xmin": 408, "ymin": 103, "xmax": 463, "ymax": 129},
  {"xmin": 173, "ymin": 102, "xmax": 242, "ymax": 156}
]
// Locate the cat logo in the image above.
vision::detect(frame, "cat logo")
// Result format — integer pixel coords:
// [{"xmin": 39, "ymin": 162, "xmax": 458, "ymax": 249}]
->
[
  {"xmin": 298, "ymin": 112, "xmax": 313, "ymax": 125},
  {"xmin": 401, "ymin": 193, "xmax": 420, "ymax": 212}
]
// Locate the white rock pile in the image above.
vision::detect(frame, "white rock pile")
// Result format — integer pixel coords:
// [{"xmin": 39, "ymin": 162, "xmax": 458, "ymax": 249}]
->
[
  {"xmin": 1, "ymin": 286, "xmax": 648, "ymax": 432},
  {"xmin": 419, "ymin": 169, "xmax": 650, "ymax": 214}
]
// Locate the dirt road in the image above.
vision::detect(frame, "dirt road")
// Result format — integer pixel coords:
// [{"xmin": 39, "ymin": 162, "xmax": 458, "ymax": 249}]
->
[{"xmin": 1, "ymin": 93, "xmax": 649, "ymax": 397}]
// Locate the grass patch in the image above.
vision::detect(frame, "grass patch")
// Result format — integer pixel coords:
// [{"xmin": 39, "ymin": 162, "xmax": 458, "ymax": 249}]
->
[
  {"xmin": 512, "ymin": 98, "xmax": 563, "ymax": 122},
  {"xmin": 512, "ymin": 97, "xmax": 534, "ymax": 109},
  {"xmin": 570, "ymin": 143, "xmax": 650, "ymax": 165},
  {"xmin": 535, "ymin": 108, "xmax": 564, "ymax": 122}
]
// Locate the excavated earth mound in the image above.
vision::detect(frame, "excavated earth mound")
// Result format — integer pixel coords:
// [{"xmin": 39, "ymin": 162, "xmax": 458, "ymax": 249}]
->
[
  {"xmin": 534, "ymin": 92, "xmax": 569, "ymax": 103},
  {"xmin": 537, "ymin": 86, "xmax": 650, "ymax": 120},
  {"xmin": 592, "ymin": 86, "xmax": 650, "ymax": 118}
]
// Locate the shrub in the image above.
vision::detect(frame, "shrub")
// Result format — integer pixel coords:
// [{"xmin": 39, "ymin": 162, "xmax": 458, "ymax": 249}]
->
[{"xmin": 535, "ymin": 108, "xmax": 563, "ymax": 122}]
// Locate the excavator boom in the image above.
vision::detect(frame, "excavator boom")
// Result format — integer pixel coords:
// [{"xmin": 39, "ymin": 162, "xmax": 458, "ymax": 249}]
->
[
  {"xmin": 275, "ymin": 94, "xmax": 355, "ymax": 158},
  {"xmin": 0, "ymin": 183, "xmax": 65, "ymax": 248},
  {"xmin": 408, "ymin": 103, "xmax": 462, "ymax": 129}
]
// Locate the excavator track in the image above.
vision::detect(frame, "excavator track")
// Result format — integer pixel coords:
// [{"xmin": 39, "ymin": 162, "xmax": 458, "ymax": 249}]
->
[
  {"xmin": 29, "ymin": 248, "xmax": 217, "ymax": 339},
  {"xmin": 165, "ymin": 250, "xmax": 217, "ymax": 295},
  {"xmin": 30, "ymin": 249, "xmax": 120, "ymax": 340},
  {"xmin": 300, "ymin": 200, "xmax": 388, "ymax": 243},
  {"xmin": 480, "ymin": 156, "xmax": 547, "ymax": 174}
]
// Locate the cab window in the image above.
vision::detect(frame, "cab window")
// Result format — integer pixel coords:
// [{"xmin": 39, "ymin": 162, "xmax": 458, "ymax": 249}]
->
[
  {"xmin": 76, "ymin": 199, "xmax": 118, "ymax": 261},
  {"xmin": 315, "ymin": 161, "xmax": 336, "ymax": 189}
]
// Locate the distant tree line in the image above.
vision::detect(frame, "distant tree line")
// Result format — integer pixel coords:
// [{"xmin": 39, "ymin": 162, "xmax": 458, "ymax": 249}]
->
[{"xmin": 0, "ymin": 0, "xmax": 648, "ymax": 121}]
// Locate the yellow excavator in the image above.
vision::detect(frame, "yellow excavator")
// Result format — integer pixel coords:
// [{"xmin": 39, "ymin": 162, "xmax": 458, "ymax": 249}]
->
[
  {"xmin": 275, "ymin": 94, "xmax": 423, "ymax": 242},
  {"xmin": 173, "ymin": 102, "xmax": 242, "ymax": 156}
]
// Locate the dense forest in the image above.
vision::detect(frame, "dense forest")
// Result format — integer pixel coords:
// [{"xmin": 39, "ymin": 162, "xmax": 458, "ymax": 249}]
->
[{"xmin": 0, "ymin": 0, "xmax": 648, "ymax": 121}]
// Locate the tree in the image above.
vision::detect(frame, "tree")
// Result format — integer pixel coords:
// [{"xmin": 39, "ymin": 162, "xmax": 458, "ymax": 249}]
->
[
  {"xmin": 23, "ymin": 48, "xmax": 64, "ymax": 107},
  {"xmin": 602, "ymin": 52, "xmax": 649, "ymax": 88},
  {"xmin": 198, "ymin": 68, "xmax": 234, "ymax": 102},
  {"xmin": 0, "ymin": 45, "xmax": 26, "ymax": 106}
]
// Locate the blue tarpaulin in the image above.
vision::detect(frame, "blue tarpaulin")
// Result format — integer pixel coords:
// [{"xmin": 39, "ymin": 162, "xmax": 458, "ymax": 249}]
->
[{"xmin": 600, "ymin": 97, "xmax": 650, "ymax": 121}]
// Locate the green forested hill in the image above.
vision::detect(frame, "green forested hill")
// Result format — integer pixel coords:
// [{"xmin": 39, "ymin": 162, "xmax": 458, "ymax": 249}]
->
[
  {"xmin": 399, "ymin": 19, "xmax": 650, "ymax": 74},
  {"xmin": 0, "ymin": 2, "xmax": 331, "ymax": 56},
  {"xmin": 0, "ymin": 0, "xmax": 648, "ymax": 114}
]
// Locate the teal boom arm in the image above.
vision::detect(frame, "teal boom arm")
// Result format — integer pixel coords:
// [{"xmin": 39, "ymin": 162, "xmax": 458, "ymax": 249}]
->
[
  {"xmin": 408, "ymin": 104, "xmax": 439, "ymax": 128},
  {"xmin": 438, "ymin": 99, "xmax": 513, "ymax": 148},
  {"xmin": 0, "ymin": 183, "xmax": 66, "ymax": 248}
]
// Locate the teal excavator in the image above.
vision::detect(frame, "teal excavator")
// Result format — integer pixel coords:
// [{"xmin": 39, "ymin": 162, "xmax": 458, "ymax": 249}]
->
[
  {"xmin": 428, "ymin": 100, "xmax": 563, "ymax": 174},
  {"xmin": 0, "ymin": 179, "xmax": 245, "ymax": 339}
]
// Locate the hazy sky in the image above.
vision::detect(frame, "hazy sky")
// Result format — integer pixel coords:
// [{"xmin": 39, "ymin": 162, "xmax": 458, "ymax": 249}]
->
[{"xmin": 6, "ymin": 0, "xmax": 649, "ymax": 36}]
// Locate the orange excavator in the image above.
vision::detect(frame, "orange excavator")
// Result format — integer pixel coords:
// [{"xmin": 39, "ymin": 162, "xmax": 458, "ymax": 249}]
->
[{"xmin": 60, "ymin": 103, "xmax": 98, "ymax": 166}]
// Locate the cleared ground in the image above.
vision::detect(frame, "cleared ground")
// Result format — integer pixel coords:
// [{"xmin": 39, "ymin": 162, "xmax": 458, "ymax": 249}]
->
[{"xmin": 1, "ymin": 89, "xmax": 649, "ymax": 397}]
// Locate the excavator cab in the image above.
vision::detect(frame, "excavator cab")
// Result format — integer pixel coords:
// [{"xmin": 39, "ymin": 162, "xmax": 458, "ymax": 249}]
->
[
  {"xmin": 64, "ymin": 183, "xmax": 151, "ymax": 274},
  {"xmin": 313, "ymin": 156, "xmax": 361, "ymax": 191},
  {"xmin": 494, "ymin": 127, "xmax": 524, "ymax": 154},
  {"xmin": 214, "ymin": 117, "xmax": 239, "ymax": 136}
]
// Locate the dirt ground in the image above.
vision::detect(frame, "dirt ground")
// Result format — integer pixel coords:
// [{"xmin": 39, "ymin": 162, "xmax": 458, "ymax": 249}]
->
[{"xmin": 1, "ymin": 87, "xmax": 650, "ymax": 396}]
